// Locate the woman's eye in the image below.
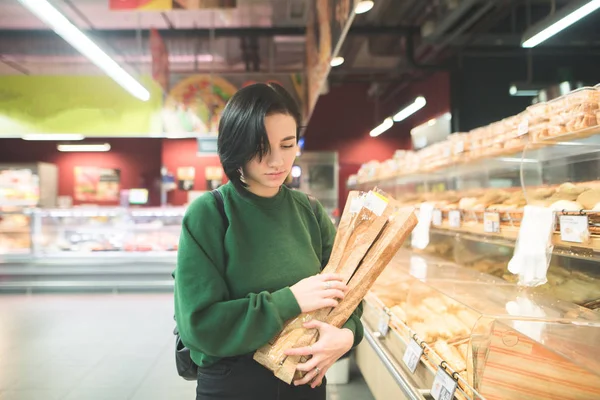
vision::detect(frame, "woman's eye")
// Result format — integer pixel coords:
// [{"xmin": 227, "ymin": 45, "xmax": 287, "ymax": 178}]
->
[{"xmin": 282, "ymin": 145, "xmax": 295, "ymax": 149}]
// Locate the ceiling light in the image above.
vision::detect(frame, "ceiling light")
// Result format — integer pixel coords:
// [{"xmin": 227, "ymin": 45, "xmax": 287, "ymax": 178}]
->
[
  {"xmin": 57, "ymin": 143, "xmax": 111, "ymax": 152},
  {"xmin": 509, "ymin": 83, "xmax": 541, "ymax": 97},
  {"xmin": 17, "ymin": 0, "xmax": 150, "ymax": 101},
  {"xmin": 522, "ymin": 0, "xmax": 600, "ymax": 48},
  {"xmin": 427, "ymin": 119, "xmax": 436, "ymax": 126},
  {"xmin": 23, "ymin": 134, "xmax": 85, "ymax": 141},
  {"xmin": 330, "ymin": 56, "xmax": 345, "ymax": 67},
  {"xmin": 291, "ymin": 165, "xmax": 302, "ymax": 178},
  {"xmin": 370, "ymin": 118, "xmax": 394, "ymax": 137},
  {"xmin": 355, "ymin": 1, "xmax": 374, "ymax": 14},
  {"xmin": 392, "ymin": 96, "xmax": 427, "ymax": 122}
]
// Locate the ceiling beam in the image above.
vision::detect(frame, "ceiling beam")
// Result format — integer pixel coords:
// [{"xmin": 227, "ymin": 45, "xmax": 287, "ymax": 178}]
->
[{"xmin": 0, "ymin": 25, "xmax": 416, "ymax": 40}]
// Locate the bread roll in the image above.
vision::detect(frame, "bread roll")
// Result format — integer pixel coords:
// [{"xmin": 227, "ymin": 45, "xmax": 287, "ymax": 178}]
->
[{"xmin": 577, "ymin": 189, "xmax": 600, "ymax": 209}]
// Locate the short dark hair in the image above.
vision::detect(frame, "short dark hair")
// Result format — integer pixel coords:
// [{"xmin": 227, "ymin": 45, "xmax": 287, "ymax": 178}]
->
[{"xmin": 217, "ymin": 82, "xmax": 302, "ymax": 193}]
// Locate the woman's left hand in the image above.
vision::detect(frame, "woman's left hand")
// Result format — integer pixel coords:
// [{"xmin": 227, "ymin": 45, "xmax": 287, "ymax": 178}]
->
[{"xmin": 283, "ymin": 320, "xmax": 354, "ymax": 388}]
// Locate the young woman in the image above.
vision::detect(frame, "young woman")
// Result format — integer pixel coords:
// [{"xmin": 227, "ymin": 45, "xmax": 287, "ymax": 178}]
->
[{"xmin": 174, "ymin": 83, "xmax": 363, "ymax": 400}]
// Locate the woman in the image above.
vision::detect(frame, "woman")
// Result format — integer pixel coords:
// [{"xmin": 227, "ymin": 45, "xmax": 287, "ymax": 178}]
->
[{"xmin": 174, "ymin": 83, "xmax": 364, "ymax": 400}]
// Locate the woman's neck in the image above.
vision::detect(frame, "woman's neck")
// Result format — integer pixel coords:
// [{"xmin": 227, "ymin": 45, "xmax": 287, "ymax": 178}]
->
[{"xmin": 246, "ymin": 184, "xmax": 281, "ymax": 198}]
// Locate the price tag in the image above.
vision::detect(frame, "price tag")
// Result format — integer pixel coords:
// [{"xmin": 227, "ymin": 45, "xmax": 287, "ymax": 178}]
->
[
  {"xmin": 432, "ymin": 209, "xmax": 443, "ymax": 226},
  {"xmin": 377, "ymin": 310, "xmax": 390, "ymax": 337},
  {"xmin": 431, "ymin": 367, "xmax": 458, "ymax": 400},
  {"xmin": 518, "ymin": 118, "xmax": 529, "ymax": 137},
  {"xmin": 349, "ymin": 196, "xmax": 364, "ymax": 213},
  {"xmin": 402, "ymin": 339, "xmax": 424, "ymax": 373},
  {"xmin": 484, "ymin": 212, "xmax": 500, "ymax": 233},
  {"xmin": 560, "ymin": 215, "xmax": 590, "ymax": 243},
  {"xmin": 449, "ymin": 210, "xmax": 461, "ymax": 228}
]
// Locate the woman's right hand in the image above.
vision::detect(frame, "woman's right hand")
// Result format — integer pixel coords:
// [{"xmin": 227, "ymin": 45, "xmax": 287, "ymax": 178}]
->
[{"xmin": 290, "ymin": 273, "xmax": 348, "ymax": 313}]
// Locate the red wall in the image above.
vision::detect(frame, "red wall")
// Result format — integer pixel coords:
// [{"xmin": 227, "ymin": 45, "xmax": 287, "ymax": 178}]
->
[
  {"xmin": 161, "ymin": 138, "xmax": 227, "ymax": 205},
  {"xmin": 304, "ymin": 72, "xmax": 450, "ymax": 207},
  {"xmin": 0, "ymin": 138, "xmax": 163, "ymax": 206}
]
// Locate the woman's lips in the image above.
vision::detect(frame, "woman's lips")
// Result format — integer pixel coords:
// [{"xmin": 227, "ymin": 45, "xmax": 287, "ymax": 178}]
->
[{"xmin": 266, "ymin": 171, "xmax": 285, "ymax": 179}]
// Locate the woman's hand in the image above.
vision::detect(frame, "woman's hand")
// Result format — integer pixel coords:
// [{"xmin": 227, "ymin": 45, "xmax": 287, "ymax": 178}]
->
[
  {"xmin": 290, "ymin": 273, "xmax": 348, "ymax": 313},
  {"xmin": 284, "ymin": 320, "xmax": 354, "ymax": 388}
]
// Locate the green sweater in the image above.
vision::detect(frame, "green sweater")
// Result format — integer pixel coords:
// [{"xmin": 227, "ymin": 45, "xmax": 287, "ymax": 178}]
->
[{"xmin": 173, "ymin": 182, "xmax": 364, "ymax": 368}]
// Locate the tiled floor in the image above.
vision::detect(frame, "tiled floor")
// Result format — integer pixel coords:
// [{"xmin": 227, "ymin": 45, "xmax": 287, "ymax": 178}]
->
[{"xmin": 0, "ymin": 293, "xmax": 374, "ymax": 400}]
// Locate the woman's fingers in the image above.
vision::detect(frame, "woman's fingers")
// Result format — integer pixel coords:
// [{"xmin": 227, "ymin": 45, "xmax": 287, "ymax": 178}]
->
[
  {"xmin": 320, "ymin": 299, "xmax": 338, "ymax": 309},
  {"xmin": 293, "ymin": 367, "xmax": 320, "ymax": 386},
  {"xmin": 319, "ymin": 273, "xmax": 344, "ymax": 282},
  {"xmin": 322, "ymin": 289, "xmax": 345, "ymax": 300},
  {"xmin": 284, "ymin": 344, "xmax": 316, "ymax": 357},
  {"xmin": 295, "ymin": 357, "xmax": 320, "ymax": 372},
  {"xmin": 311, "ymin": 370, "xmax": 326, "ymax": 389}
]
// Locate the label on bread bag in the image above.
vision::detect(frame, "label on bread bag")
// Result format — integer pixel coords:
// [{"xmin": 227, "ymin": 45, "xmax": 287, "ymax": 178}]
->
[
  {"xmin": 432, "ymin": 367, "xmax": 458, "ymax": 400},
  {"xmin": 364, "ymin": 191, "xmax": 388, "ymax": 216},
  {"xmin": 349, "ymin": 196, "xmax": 364, "ymax": 213},
  {"xmin": 518, "ymin": 118, "xmax": 529, "ymax": 137}
]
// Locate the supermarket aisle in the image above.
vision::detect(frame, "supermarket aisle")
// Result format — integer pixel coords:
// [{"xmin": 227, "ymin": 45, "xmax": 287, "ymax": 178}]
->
[{"xmin": 0, "ymin": 293, "xmax": 374, "ymax": 400}]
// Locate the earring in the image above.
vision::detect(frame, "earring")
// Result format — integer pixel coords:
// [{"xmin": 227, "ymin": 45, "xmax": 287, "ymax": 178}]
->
[{"xmin": 239, "ymin": 168, "xmax": 246, "ymax": 183}]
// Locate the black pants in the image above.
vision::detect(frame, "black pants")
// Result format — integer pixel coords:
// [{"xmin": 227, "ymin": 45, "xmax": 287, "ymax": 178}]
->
[{"xmin": 196, "ymin": 355, "xmax": 326, "ymax": 400}]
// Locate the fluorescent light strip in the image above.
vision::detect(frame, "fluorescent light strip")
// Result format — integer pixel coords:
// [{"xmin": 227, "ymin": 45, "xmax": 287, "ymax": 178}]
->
[
  {"xmin": 522, "ymin": 0, "xmax": 600, "ymax": 48},
  {"xmin": 17, "ymin": 0, "xmax": 150, "ymax": 101},
  {"xmin": 23, "ymin": 134, "xmax": 85, "ymax": 141},
  {"xmin": 57, "ymin": 143, "xmax": 111, "ymax": 152},
  {"xmin": 369, "ymin": 118, "xmax": 394, "ymax": 137},
  {"xmin": 393, "ymin": 96, "xmax": 427, "ymax": 122}
]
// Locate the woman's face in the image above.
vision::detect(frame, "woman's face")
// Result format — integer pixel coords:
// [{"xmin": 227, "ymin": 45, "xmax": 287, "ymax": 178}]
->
[{"xmin": 243, "ymin": 113, "xmax": 297, "ymax": 197}]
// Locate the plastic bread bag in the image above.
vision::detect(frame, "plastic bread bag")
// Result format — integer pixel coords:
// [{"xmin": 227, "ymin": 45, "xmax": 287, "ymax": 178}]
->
[{"xmin": 507, "ymin": 205, "xmax": 556, "ymax": 287}]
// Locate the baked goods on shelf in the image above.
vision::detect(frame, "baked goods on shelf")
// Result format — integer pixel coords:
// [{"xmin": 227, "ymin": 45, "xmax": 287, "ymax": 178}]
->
[{"xmin": 349, "ymin": 85, "xmax": 600, "ymax": 185}]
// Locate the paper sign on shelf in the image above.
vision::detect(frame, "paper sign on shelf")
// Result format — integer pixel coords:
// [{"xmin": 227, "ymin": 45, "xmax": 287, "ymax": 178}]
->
[
  {"xmin": 431, "ymin": 367, "xmax": 458, "ymax": 400},
  {"xmin": 402, "ymin": 339, "xmax": 424, "ymax": 374},
  {"xmin": 377, "ymin": 310, "xmax": 390, "ymax": 337},
  {"xmin": 449, "ymin": 210, "xmax": 461, "ymax": 228},
  {"xmin": 507, "ymin": 206, "xmax": 555, "ymax": 287},
  {"xmin": 432, "ymin": 209, "xmax": 443, "ymax": 226},
  {"xmin": 411, "ymin": 203, "xmax": 435, "ymax": 250},
  {"xmin": 483, "ymin": 212, "xmax": 500, "ymax": 233},
  {"xmin": 559, "ymin": 215, "xmax": 590, "ymax": 243}
]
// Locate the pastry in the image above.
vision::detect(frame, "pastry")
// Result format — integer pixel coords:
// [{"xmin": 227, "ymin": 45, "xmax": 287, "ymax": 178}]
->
[{"xmin": 577, "ymin": 189, "xmax": 600, "ymax": 210}]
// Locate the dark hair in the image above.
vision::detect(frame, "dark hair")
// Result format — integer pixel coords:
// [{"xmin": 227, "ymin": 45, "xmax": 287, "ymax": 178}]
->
[{"xmin": 217, "ymin": 82, "xmax": 302, "ymax": 192}]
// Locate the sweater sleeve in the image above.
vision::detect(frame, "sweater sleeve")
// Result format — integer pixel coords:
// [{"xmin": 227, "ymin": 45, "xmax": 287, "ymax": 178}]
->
[
  {"xmin": 174, "ymin": 195, "xmax": 302, "ymax": 358},
  {"xmin": 315, "ymin": 200, "xmax": 364, "ymax": 348}
]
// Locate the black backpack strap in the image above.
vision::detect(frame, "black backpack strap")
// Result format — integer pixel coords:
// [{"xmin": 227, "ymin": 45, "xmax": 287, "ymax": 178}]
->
[
  {"xmin": 211, "ymin": 189, "xmax": 228, "ymax": 227},
  {"xmin": 306, "ymin": 194, "xmax": 319, "ymax": 220}
]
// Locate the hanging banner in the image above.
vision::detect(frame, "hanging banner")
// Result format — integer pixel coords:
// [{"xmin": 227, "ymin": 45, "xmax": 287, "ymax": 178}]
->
[
  {"xmin": 163, "ymin": 73, "xmax": 306, "ymax": 136},
  {"xmin": 150, "ymin": 28, "xmax": 169, "ymax": 92},
  {"xmin": 109, "ymin": 0, "xmax": 236, "ymax": 10},
  {"xmin": 306, "ymin": 0, "xmax": 355, "ymax": 119}
]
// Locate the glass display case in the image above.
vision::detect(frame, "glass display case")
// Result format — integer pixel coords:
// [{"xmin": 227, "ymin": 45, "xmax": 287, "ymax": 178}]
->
[
  {"xmin": 360, "ymin": 250, "xmax": 600, "ymax": 400},
  {"xmin": 0, "ymin": 208, "xmax": 33, "ymax": 259},
  {"xmin": 350, "ymin": 86, "xmax": 600, "ymax": 399},
  {"xmin": 34, "ymin": 207, "xmax": 185, "ymax": 259}
]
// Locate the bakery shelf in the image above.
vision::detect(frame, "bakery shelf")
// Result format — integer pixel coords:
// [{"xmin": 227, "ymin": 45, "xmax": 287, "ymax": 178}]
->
[{"xmin": 364, "ymin": 260, "xmax": 600, "ymax": 400}]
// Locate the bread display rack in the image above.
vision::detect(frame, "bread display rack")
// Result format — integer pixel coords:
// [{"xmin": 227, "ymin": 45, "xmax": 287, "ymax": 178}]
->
[{"xmin": 349, "ymin": 85, "xmax": 600, "ymax": 399}]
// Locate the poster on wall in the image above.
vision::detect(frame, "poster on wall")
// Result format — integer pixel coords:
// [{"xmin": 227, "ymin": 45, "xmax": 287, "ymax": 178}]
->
[
  {"xmin": 177, "ymin": 167, "xmax": 196, "ymax": 191},
  {"xmin": 74, "ymin": 167, "xmax": 121, "ymax": 202},
  {"xmin": 109, "ymin": 0, "xmax": 236, "ymax": 11},
  {"xmin": 164, "ymin": 73, "xmax": 306, "ymax": 136},
  {"xmin": 306, "ymin": 0, "xmax": 355, "ymax": 118},
  {"xmin": 205, "ymin": 166, "xmax": 223, "ymax": 190}
]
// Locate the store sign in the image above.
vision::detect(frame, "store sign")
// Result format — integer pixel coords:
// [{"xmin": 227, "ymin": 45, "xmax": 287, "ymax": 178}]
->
[
  {"xmin": 483, "ymin": 212, "xmax": 500, "ymax": 233},
  {"xmin": 197, "ymin": 136, "xmax": 218, "ymax": 156},
  {"xmin": 377, "ymin": 309, "xmax": 390, "ymax": 337},
  {"xmin": 559, "ymin": 215, "xmax": 590, "ymax": 243},
  {"xmin": 109, "ymin": 0, "xmax": 236, "ymax": 10},
  {"xmin": 150, "ymin": 28, "xmax": 169, "ymax": 92},
  {"xmin": 74, "ymin": 167, "xmax": 121, "ymax": 202},
  {"xmin": 432, "ymin": 209, "xmax": 443, "ymax": 226},
  {"xmin": 449, "ymin": 210, "xmax": 461, "ymax": 228}
]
